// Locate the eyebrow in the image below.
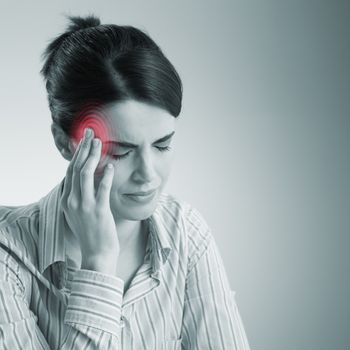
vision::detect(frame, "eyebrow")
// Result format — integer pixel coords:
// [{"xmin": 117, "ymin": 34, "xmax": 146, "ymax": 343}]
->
[{"xmin": 105, "ymin": 131, "xmax": 175, "ymax": 149}]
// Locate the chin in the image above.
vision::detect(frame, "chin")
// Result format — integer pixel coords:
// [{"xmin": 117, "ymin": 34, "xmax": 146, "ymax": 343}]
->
[
  {"xmin": 111, "ymin": 192, "xmax": 159, "ymax": 221},
  {"xmin": 117, "ymin": 206, "xmax": 157, "ymax": 221}
]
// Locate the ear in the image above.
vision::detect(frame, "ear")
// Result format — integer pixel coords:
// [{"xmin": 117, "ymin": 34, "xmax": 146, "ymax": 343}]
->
[{"xmin": 51, "ymin": 122, "xmax": 76, "ymax": 161}]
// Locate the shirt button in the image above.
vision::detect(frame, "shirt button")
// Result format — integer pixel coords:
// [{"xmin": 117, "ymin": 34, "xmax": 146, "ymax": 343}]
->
[{"xmin": 120, "ymin": 316, "xmax": 125, "ymax": 328}]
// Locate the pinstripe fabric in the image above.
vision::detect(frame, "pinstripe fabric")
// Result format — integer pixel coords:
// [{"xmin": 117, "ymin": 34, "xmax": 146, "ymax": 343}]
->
[{"xmin": 0, "ymin": 178, "xmax": 251, "ymax": 349}]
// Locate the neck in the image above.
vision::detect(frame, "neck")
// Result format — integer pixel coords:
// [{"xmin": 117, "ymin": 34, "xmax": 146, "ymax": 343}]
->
[{"xmin": 114, "ymin": 217, "xmax": 145, "ymax": 249}]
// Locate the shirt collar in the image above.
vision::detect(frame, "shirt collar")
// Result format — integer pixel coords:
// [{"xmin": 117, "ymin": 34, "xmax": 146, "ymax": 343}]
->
[
  {"xmin": 148, "ymin": 207, "xmax": 172, "ymax": 273},
  {"xmin": 38, "ymin": 178, "xmax": 172, "ymax": 275},
  {"xmin": 38, "ymin": 178, "xmax": 66, "ymax": 274}
]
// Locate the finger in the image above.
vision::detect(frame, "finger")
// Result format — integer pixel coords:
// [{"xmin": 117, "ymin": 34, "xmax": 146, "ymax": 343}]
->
[
  {"xmin": 80, "ymin": 138, "xmax": 102, "ymax": 204},
  {"xmin": 96, "ymin": 163, "xmax": 114, "ymax": 207},
  {"xmin": 71, "ymin": 128, "xmax": 94, "ymax": 202},
  {"xmin": 61, "ymin": 138, "xmax": 83, "ymax": 208}
]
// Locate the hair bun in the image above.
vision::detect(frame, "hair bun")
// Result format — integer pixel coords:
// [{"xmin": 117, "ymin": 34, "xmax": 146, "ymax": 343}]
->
[{"xmin": 65, "ymin": 14, "xmax": 101, "ymax": 32}]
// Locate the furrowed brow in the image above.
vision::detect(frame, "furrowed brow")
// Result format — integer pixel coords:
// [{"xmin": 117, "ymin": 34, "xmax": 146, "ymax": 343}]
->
[{"xmin": 105, "ymin": 131, "xmax": 175, "ymax": 149}]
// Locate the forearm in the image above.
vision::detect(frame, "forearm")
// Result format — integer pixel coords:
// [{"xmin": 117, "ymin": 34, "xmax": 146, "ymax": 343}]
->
[
  {"xmin": 0, "ymin": 245, "xmax": 124, "ymax": 350},
  {"xmin": 63, "ymin": 269, "xmax": 125, "ymax": 349},
  {"xmin": 81, "ymin": 253, "xmax": 119, "ymax": 276}
]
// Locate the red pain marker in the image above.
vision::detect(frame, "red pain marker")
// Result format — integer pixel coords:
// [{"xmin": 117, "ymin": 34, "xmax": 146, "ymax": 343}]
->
[{"xmin": 70, "ymin": 100, "xmax": 116, "ymax": 174}]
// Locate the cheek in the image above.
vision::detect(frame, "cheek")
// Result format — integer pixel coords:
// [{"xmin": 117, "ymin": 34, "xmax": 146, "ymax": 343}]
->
[
  {"xmin": 161, "ymin": 153, "xmax": 174, "ymax": 173},
  {"xmin": 107, "ymin": 153, "xmax": 174, "ymax": 184},
  {"xmin": 93, "ymin": 166, "xmax": 122, "ymax": 193},
  {"xmin": 110, "ymin": 166, "xmax": 128, "ymax": 192},
  {"xmin": 161, "ymin": 160, "xmax": 172, "ymax": 175}
]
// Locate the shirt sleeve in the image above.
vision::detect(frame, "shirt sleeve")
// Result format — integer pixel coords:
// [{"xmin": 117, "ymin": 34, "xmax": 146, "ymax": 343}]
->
[
  {"xmin": 181, "ymin": 209, "xmax": 251, "ymax": 350},
  {"xmin": 0, "ymin": 244, "xmax": 125, "ymax": 349},
  {"xmin": 62, "ymin": 268, "xmax": 124, "ymax": 348}
]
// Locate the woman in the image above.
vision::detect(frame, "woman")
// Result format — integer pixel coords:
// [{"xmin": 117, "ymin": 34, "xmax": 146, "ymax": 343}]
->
[{"xmin": 0, "ymin": 14, "xmax": 251, "ymax": 349}]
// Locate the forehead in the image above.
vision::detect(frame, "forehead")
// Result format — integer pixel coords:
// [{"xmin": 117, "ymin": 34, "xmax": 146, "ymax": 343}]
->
[{"xmin": 100, "ymin": 100, "xmax": 175, "ymax": 141}]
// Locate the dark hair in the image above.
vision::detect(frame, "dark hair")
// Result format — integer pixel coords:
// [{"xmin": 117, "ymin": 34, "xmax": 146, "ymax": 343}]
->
[{"xmin": 40, "ymin": 14, "xmax": 183, "ymax": 136}]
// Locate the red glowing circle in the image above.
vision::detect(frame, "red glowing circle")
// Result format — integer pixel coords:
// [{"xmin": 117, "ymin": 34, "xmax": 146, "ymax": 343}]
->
[{"xmin": 70, "ymin": 100, "xmax": 117, "ymax": 173}]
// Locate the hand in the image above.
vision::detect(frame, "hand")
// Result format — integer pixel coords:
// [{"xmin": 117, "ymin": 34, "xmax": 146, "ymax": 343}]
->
[{"xmin": 60, "ymin": 128, "xmax": 120, "ymax": 271}]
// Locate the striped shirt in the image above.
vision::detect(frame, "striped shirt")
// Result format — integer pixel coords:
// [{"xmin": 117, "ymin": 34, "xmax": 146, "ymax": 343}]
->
[{"xmin": 0, "ymin": 178, "xmax": 251, "ymax": 349}]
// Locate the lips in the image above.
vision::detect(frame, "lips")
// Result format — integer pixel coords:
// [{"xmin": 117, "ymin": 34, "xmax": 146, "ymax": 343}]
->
[{"xmin": 126, "ymin": 189, "xmax": 156, "ymax": 196}]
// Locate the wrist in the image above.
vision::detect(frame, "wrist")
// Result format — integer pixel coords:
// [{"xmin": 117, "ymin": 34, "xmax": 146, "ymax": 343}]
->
[{"xmin": 81, "ymin": 253, "xmax": 118, "ymax": 276}]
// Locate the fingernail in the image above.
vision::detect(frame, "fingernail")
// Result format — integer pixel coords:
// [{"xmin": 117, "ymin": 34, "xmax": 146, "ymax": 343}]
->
[
  {"xmin": 93, "ymin": 138, "xmax": 100, "ymax": 147},
  {"xmin": 84, "ymin": 128, "xmax": 92, "ymax": 137}
]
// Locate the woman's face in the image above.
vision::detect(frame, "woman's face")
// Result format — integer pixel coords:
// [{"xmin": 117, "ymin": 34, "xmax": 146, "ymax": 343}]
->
[{"xmin": 89, "ymin": 99, "xmax": 177, "ymax": 221}]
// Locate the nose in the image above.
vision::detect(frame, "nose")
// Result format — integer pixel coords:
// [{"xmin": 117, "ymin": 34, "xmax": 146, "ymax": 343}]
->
[{"xmin": 132, "ymin": 148, "xmax": 157, "ymax": 183}]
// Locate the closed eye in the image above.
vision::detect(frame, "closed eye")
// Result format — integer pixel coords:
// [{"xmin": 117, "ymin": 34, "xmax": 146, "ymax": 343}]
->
[{"xmin": 111, "ymin": 145, "xmax": 171, "ymax": 161}]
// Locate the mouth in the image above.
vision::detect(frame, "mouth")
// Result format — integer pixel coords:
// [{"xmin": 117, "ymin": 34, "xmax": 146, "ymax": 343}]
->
[
  {"xmin": 124, "ymin": 189, "xmax": 157, "ymax": 202},
  {"xmin": 126, "ymin": 189, "xmax": 157, "ymax": 196}
]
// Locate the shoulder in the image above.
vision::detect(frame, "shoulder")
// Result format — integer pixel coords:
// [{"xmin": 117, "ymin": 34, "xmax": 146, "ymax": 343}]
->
[
  {"xmin": 156, "ymin": 192, "xmax": 190, "ymax": 220},
  {"xmin": 0, "ymin": 202, "xmax": 40, "ymax": 264},
  {"xmin": 157, "ymin": 191, "xmax": 209, "ymax": 224},
  {"xmin": 0, "ymin": 204, "xmax": 38, "ymax": 304},
  {"xmin": 157, "ymin": 192, "xmax": 213, "ymax": 266},
  {"xmin": 0, "ymin": 203, "xmax": 40, "ymax": 229}
]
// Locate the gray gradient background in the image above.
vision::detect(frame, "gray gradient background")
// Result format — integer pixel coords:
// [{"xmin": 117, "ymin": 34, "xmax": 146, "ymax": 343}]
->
[{"xmin": 1, "ymin": 1, "xmax": 349, "ymax": 349}]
